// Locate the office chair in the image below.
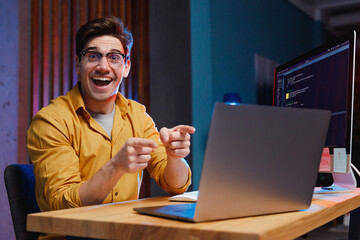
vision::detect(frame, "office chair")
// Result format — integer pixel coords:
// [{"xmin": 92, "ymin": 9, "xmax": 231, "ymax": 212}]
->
[{"xmin": 4, "ymin": 164, "xmax": 40, "ymax": 240}]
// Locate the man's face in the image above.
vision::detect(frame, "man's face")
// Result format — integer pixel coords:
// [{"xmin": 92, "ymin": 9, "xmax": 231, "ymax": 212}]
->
[{"xmin": 76, "ymin": 35, "xmax": 131, "ymax": 109}]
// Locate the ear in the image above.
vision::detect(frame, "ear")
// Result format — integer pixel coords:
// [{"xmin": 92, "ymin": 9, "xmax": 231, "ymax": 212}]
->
[
  {"xmin": 123, "ymin": 59, "xmax": 131, "ymax": 78},
  {"xmin": 75, "ymin": 56, "xmax": 80, "ymax": 74}
]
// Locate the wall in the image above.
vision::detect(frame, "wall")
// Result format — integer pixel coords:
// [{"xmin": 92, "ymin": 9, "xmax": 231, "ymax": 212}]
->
[
  {"xmin": 149, "ymin": 0, "xmax": 193, "ymax": 195},
  {"xmin": 210, "ymin": 0, "xmax": 318, "ymax": 104},
  {"xmin": 0, "ymin": 0, "xmax": 19, "ymax": 238},
  {"xmin": 190, "ymin": 0, "xmax": 213, "ymax": 191},
  {"xmin": 190, "ymin": 0, "xmax": 326, "ymax": 189}
]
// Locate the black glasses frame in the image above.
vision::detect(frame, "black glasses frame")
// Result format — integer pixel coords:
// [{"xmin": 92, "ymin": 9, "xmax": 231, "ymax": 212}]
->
[{"xmin": 79, "ymin": 51, "xmax": 127, "ymax": 62}]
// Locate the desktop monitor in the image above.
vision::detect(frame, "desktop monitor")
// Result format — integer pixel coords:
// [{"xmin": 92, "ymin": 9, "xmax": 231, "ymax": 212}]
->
[{"xmin": 273, "ymin": 30, "xmax": 358, "ymax": 192}]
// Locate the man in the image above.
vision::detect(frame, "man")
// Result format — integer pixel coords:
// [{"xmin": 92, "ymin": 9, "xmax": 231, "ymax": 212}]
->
[{"xmin": 27, "ymin": 16, "xmax": 195, "ymax": 212}]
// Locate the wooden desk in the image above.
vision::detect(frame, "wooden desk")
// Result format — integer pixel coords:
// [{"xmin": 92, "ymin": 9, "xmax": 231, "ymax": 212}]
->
[{"xmin": 27, "ymin": 189, "xmax": 360, "ymax": 240}]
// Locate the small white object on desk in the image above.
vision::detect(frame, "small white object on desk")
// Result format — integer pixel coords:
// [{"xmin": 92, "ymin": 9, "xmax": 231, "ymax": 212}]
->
[{"xmin": 168, "ymin": 190, "xmax": 199, "ymax": 202}]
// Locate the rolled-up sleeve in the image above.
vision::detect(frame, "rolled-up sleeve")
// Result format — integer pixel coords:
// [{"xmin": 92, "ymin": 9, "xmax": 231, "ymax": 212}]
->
[{"xmin": 142, "ymin": 110, "xmax": 192, "ymax": 195}]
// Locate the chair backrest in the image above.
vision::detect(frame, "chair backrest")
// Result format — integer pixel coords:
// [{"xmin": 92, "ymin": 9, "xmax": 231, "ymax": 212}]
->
[{"xmin": 4, "ymin": 164, "xmax": 40, "ymax": 240}]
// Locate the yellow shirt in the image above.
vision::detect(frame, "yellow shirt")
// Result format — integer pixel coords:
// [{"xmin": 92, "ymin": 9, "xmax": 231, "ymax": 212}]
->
[{"xmin": 27, "ymin": 83, "xmax": 191, "ymax": 212}]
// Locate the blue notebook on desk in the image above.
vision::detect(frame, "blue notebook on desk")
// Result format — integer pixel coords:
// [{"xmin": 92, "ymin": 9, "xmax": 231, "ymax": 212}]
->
[{"xmin": 134, "ymin": 103, "xmax": 330, "ymax": 222}]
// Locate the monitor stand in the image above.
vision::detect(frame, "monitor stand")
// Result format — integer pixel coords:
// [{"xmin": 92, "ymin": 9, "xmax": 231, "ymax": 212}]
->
[{"xmin": 315, "ymin": 167, "xmax": 357, "ymax": 193}]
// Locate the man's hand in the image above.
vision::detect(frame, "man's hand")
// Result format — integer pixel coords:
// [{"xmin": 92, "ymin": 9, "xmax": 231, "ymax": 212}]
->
[
  {"xmin": 114, "ymin": 138, "xmax": 158, "ymax": 174},
  {"xmin": 80, "ymin": 138, "xmax": 157, "ymax": 206},
  {"xmin": 160, "ymin": 125, "xmax": 196, "ymax": 160}
]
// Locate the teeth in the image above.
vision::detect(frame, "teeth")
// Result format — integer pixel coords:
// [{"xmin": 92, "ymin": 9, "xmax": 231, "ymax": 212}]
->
[{"xmin": 92, "ymin": 77, "xmax": 112, "ymax": 81}]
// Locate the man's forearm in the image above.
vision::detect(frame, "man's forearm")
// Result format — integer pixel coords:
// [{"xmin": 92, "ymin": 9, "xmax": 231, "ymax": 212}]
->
[
  {"xmin": 79, "ymin": 159, "xmax": 122, "ymax": 206},
  {"xmin": 163, "ymin": 158, "xmax": 189, "ymax": 189},
  {"xmin": 79, "ymin": 138, "xmax": 156, "ymax": 206}
]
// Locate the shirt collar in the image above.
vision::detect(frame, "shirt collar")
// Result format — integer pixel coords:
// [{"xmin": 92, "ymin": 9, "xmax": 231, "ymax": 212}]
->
[
  {"xmin": 69, "ymin": 82, "xmax": 86, "ymax": 112},
  {"xmin": 69, "ymin": 82, "xmax": 130, "ymax": 117}
]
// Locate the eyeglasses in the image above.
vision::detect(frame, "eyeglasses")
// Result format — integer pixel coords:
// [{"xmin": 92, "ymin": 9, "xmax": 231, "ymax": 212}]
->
[{"xmin": 80, "ymin": 51, "xmax": 127, "ymax": 67}]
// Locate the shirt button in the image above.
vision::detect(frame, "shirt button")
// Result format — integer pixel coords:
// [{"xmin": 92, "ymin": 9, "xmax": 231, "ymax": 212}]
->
[{"xmin": 115, "ymin": 192, "xmax": 118, "ymax": 196}]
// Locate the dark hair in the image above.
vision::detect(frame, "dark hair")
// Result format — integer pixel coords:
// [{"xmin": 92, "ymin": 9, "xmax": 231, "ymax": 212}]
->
[{"xmin": 76, "ymin": 16, "xmax": 133, "ymax": 60}]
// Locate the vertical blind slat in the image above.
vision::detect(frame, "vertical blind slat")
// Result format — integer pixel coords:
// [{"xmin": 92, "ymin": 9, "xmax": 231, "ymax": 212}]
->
[
  {"xmin": 79, "ymin": 0, "xmax": 87, "ymax": 27},
  {"xmin": 88, "ymin": 0, "xmax": 96, "ymax": 20},
  {"xmin": 71, "ymin": 0, "xmax": 78, "ymax": 87},
  {"xmin": 31, "ymin": 0, "xmax": 40, "ymax": 117},
  {"xmin": 61, "ymin": 0, "xmax": 70, "ymax": 95},
  {"xmin": 41, "ymin": 0, "xmax": 50, "ymax": 108},
  {"xmin": 103, "ymin": 0, "xmax": 110, "ymax": 16},
  {"xmin": 51, "ymin": 0, "xmax": 60, "ymax": 100},
  {"xmin": 110, "ymin": 0, "xmax": 118, "ymax": 17},
  {"xmin": 97, "ymin": 0, "xmax": 103, "ymax": 18}
]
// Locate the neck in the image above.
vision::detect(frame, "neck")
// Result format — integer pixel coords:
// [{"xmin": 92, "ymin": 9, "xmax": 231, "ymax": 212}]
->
[{"xmin": 83, "ymin": 95, "xmax": 117, "ymax": 114}]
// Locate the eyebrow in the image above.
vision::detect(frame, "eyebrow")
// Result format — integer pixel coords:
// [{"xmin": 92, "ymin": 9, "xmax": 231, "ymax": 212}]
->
[{"xmin": 84, "ymin": 46, "xmax": 123, "ymax": 54}]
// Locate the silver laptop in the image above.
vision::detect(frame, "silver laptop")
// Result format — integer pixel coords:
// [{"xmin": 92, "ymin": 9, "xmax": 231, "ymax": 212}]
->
[{"xmin": 134, "ymin": 103, "xmax": 331, "ymax": 222}]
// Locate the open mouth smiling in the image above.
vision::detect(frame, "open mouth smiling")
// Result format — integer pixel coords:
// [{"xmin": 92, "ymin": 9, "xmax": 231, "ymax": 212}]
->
[{"xmin": 92, "ymin": 77, "xmax": 113, "ymax": 86}]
